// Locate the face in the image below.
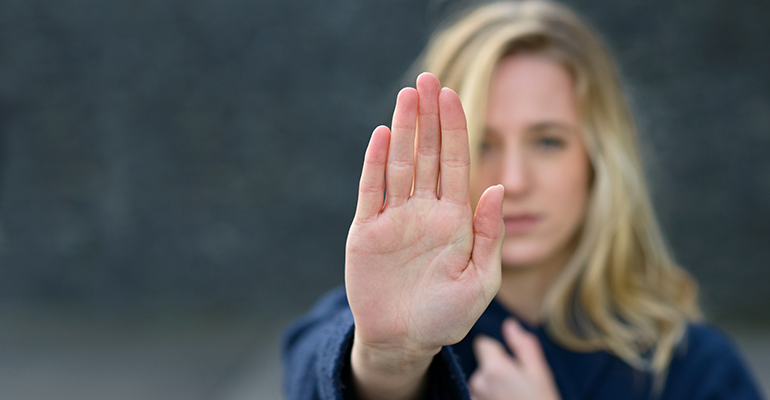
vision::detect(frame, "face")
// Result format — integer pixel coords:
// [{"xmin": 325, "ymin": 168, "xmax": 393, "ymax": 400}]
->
[{"xmin": 470, "ymin": 54, "xmax": 592, "ymax": 270}]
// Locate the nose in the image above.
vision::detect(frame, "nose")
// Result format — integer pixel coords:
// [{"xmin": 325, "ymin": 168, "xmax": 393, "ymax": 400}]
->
[{"xmin": 500, "ymin": 147, "xmax": 530, "ymax": 197}]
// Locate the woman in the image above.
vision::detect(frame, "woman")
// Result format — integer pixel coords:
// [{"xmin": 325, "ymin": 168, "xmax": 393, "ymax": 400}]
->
[{"xmin": 283, "ymin": 1, "xmax": 763, "ymax": 399}]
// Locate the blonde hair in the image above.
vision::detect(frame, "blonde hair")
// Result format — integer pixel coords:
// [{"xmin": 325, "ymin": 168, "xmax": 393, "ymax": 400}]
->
[{"xmin": 420, "ymin": 0, "xmax": 701, "ymax": 377}]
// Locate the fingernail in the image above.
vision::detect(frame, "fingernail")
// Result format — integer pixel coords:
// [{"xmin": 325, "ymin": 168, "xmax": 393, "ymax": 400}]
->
[{"xmin": 417, "ymin": 71, "xmax": 433, "ymax": 79}]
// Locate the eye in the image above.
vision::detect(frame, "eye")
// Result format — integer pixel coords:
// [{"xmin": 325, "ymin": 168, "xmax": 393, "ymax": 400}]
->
[
  {"xmin": 478, "ymin": 133, "xmax": 501, "ymax": 155},
  {"xmin": 479, "ymin": 140, "xmax": 492, "ymax": 153},
  {"xmin": 536, "ymin": 136, "xmax": 565, "ymax": 150}
]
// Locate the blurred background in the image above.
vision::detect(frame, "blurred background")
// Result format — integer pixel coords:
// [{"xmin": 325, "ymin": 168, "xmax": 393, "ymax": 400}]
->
[{"xmin": 0, "ymin": 0, "xmax": 768, "ymax": 398}]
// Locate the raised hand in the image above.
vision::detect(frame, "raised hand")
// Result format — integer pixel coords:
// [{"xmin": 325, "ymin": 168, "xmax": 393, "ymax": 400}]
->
[
  {"xmin": 469, "ymin": 319, "xmax": 561, "ymax": 400},
  {"xmin": 345, "ymin": 73, "xmax": 505, "ymax": 400}
]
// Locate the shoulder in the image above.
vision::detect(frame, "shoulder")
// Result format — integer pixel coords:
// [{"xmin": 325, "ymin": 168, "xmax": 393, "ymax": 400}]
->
[
  {"xmin": 676, "ymin": 323, "xmax": 742, "ymax": 369},
  {"xmin": 283, "ymin": 287, "xmax": 350, "ymax": 345},
  {"xmin": 282, "ymin": 286, "xmax": 355, "ymax": 400},
  {"xmin": 663, "ymin": 322, "xmax": 764, "ymax": 400}
]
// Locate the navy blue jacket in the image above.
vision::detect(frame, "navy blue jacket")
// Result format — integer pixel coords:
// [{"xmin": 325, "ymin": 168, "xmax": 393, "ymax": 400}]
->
[{"xmin": 283, "ymin": 286, "xmax": 764, "ymax": 400}]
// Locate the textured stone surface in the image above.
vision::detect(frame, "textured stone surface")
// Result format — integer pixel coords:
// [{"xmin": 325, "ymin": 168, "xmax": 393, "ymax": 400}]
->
[{"xmin": 0, "ymin": 0, "xmax": 767, "ymax": 322}]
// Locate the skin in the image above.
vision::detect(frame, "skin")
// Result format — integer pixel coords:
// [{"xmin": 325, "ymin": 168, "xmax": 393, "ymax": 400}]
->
[
  {"xmin": 346, "ymin": 73, "xmax": 505, "ymax": 400},
  {"xmin": 345, "ymin": 55, "xmax": 590, "ymax": 400},
  {"xmin": 471, "ymin": 55, "xmax": 591, "ymax": 325},
  {"xmin": 470, "ymin": 319, "xmax": 561, "ymax": 400},
  {"xmin": 469, "ymin": 55, "xmax": 590, "ymax": 400}
]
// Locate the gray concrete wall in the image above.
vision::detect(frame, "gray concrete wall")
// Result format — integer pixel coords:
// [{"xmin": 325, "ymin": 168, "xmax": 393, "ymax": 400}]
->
[{"xmin": 0, "ymin": 0, "xmax": 768, "ymax": 324}]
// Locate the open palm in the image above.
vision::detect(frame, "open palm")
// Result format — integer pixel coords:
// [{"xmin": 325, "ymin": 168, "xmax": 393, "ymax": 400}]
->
[{"xmin": 345, "ymin": 73, "xmax": 505, "ymax": 357}]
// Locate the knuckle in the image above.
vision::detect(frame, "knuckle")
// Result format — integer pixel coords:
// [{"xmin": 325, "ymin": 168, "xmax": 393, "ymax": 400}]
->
[
  {"xmin": 441, "ymin": 158, "xmax": 470, "ymax": 168},
  {"xmin": 416, "ymin": 148, "xmax": 440, "ymax": 158},
  {"xmin": 358, "ymin": 185, "xmax": 381, "ymax": 194},
  {"xmin": 391, "ymin": 123, "xmax": 416, "ymax": 131},
  {"xmin": 440, "ymin": 196, "xmax": 467, "ymax": 206},
  {"xmin": 387, "ymin": 159, "xmax": 414, "ymax": 168}
]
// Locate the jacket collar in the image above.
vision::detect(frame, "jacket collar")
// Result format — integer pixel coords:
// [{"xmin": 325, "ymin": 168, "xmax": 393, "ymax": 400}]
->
[{"xmin": 473, "ymin": 299, "xmax": 617, "ymax": 400}]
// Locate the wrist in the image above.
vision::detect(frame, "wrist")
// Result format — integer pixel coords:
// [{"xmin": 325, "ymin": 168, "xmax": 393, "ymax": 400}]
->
[
  {"xmin": 352, "ymin": 338, "xmax": 439, "ymax": 375},
  {"xmin": 350, "ymin": 331, "xmax": 441, "ymax": 400}
]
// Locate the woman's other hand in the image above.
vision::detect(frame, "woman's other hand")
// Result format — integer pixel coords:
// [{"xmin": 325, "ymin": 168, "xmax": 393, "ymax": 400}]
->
[
  {"xmin": 345, "ymin": 73, "xmax": 505, "ymax": 400},
  {"xmin": 469, "ymin": 319, "xmax": 561, "ymax": 400}
]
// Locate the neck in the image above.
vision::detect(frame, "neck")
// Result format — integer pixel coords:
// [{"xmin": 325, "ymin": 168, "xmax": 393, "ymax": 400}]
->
[{"xmin": 495, "ymin": 245, "xmax": 574, "ymax": 326}]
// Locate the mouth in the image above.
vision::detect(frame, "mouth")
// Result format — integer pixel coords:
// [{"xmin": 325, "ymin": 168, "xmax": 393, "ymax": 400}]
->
[{"xmin": 503, "ymin": 214, "xmax": 540, "ymax": 235}]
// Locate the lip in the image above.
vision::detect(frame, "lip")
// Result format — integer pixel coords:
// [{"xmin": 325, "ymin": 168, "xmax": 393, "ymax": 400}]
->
[{"xmin": 503, "ymin": 214, "xmax": 540, "ymax": 235}]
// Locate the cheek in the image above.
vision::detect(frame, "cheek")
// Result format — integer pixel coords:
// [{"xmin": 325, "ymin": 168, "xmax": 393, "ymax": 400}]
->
[
  {"xmin": 540, "ymin": 156, "xmax": 590, "ymax": 228},
  {"xmin": 548, "ymin": 155, "xmax": 591, "ymax": 224},
  {"xmin": 469, "ymin": 165, "xmax": 493, "ymax": 210}
]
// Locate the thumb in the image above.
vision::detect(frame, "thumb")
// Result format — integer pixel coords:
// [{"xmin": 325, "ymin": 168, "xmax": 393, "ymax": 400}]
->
[
  {"xmin": 471, "ymin": 184, "xmax": 504, "ymax": 280},
  {"xmin": 501, "ymin": 318, "xmax": 550, "ymax": 374}
]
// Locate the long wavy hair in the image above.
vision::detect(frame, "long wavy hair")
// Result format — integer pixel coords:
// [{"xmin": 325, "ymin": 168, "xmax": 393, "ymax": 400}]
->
[{"xmin": 419, "ymin": 0, "xmax": 701, "ymax": 376}]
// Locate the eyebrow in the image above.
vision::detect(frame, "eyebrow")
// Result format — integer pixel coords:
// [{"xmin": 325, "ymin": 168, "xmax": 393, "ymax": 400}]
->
[
  {"xmin": 482, "ymin": 121, "xmax": 579, "ymax": 137},
  {"xmin": 526, "ymin": 121, "xmax": 578, "ymax": 135}
]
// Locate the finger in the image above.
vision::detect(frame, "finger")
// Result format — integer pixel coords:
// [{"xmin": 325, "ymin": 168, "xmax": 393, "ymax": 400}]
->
[
  {"xmin": 354, "ymin": 125, "xmax": 390, "ymax": 223},
  {"xmin": 413, "ymin": 72, "xmax": 441, "ymax": 198},
  {"xmin": 468, "ymin": 372, "xmax": 489, "ymax": 400},
  {"xmin": 501, "ymin": 318, "xmax": 550, "ymax": 374},
  {"xmin": 438, "ymin": 87, "xmax": 470, "ymax": 204},
  {"xmin": 471, "ymin": 185, "xmax": 505, "ymax": 281},
  {"xmin": 385, "ymin": 87, "xmax": 418, "ymax": 208},
  {"xmin": 473, "ymin": 335, "xmax": 511, "ymax": 370}
]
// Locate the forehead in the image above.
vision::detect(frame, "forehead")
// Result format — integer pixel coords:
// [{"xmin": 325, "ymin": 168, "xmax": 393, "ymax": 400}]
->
[{"xmin": 486, "ymin": 54, "xmax": 580, "ymax": 130}]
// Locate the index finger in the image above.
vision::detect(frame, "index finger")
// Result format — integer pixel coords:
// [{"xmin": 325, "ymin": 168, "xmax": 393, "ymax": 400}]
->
[
  {"xmin": 501, "ymin": 319, "xmax": 550, "ymax": 374},
  {"xmin": 473, "ymin": 335, "xmax": 512, "ymax": 370},
  {"xmin": 385, "ymin": 87, "xmax": 418, "ymax": 208}
]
